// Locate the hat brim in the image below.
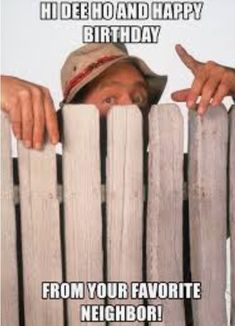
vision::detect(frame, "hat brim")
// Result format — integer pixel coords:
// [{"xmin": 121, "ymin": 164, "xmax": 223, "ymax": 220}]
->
[{"xmin": 64, "ymin": 54, "xmax": 167, "ymax": 105}]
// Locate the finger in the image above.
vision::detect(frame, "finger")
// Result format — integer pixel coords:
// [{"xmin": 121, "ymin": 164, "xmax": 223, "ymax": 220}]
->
[
  {"xmin": 212, "ymin": 81, "xmax": 230, "ymax": 106},
  {"xmin": 32, "ymin": 88, "xmax": 45, "ymax": 150},
  {"xmin": 9, "ymin": 100, "xmax": 22, "ymax": 139},
  {"xmin": 175, "ymin": 44, "xmax": 201, "ymax": 75},
  {"xmin": 171, "ymin": 89, "xmax": 190, "ymax": 102},
  {"xmin": 20, "ymin": 90, "xmax": 34, "ymax": 148},
  {"xmin": 198, "ymin": 77, "xmax": 221, "ymax": 114},
  {"xmin": 43, "ymin": 89, "xmax": 59, "ymax": 144},
  {"xmin": 186, "ymin": 71, "xmax": 208, "ymax": 108}
]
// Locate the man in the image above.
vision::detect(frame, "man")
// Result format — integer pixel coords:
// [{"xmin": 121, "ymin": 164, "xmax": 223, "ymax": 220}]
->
[{"xmin": 1, "ymin": 43, "xmax": 235, "ymax": 149}]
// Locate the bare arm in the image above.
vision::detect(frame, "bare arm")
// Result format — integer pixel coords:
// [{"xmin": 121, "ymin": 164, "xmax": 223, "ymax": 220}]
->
[{"xmin": 1, "ymin": 75, "xmax": 59, "ymax": 149}]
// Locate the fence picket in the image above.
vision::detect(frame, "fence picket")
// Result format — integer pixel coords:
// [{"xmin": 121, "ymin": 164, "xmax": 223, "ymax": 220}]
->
[
  {"xmin": 62, "ymin": 105, "xmax": 104, "ymax": 325},
  {"xmin": 107, "ymin": 106, "xmax": 143, "ymax": 324},
  {"xmin": 1, "ymin": 112, "xmax": 19, "ymax": 326},
  {"xmin": 18, "ymin": 140, "xmax": 63, "ymax": 326},
  {"xmin": 188, "ymin": 105, "xmax": 228, "ymax": 326},
  {"xmin": 229, "ymin": 105, "xmax": 235, "ymax": 326},
  {"xmin": 147, "ymin": 104, "xmax": 185, "ymax": 326}
]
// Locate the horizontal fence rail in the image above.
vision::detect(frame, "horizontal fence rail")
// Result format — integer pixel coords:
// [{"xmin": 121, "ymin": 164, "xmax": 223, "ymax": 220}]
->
[{"xmin": 1, "ymin": 104, "xmax": 234, "ymax": 326}]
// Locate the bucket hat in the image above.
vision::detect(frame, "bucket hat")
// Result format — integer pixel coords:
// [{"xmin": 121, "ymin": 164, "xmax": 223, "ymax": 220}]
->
[{"xmin": 61, "ymin": 43, "xmax": 167, "ymax": 104}]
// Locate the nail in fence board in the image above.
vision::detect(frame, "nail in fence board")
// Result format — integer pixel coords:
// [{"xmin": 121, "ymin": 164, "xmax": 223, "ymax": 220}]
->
[
  {"xmin": 62, "ymin": 105, "xmax": 103, "ymax": 325},
  {"xmin": 229, "ymin": 105, "xmax": 235, "ymax": 326},
  {"xmin": 188, "ymin": 105, "xmax": 228, "ymax": 326},
  {"xmin": 107, "ymin": 106, "xmax": 143, "ymax": 325},
  {"xmin": 17, "ymin": 139, "xmax": 63, "ymax": 326},
  {"xmin": 1, "ymin": 112, "xmax": 19, "ymax": 326},
  {"xmin": 147, "ymin": 104, "xmax": 185, "ymax": 326}
]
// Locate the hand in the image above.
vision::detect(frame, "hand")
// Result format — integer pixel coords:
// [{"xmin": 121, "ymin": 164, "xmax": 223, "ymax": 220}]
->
[
  {"xmin": 1, "ymin": 75, "xmax": 59, "ymax": 149},
  {"xmin": 171, "ymin": 44, "xmax": 235, "ymax": 114}
]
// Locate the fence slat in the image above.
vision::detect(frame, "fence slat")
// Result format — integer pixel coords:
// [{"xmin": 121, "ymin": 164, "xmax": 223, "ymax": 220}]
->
[
  {"xmin": 1, "ymin": 112, "xmax": 19, "ymax": 326},
  {"xmin": 229, "ymin": 105, "xmax": 235, "ymax": 326},
  {"xmin": 147, "ymin": 104, "xmax": 185, "ymax": 325},
  {"xmin": 18, "ymin": 141, "xmax": 63, "ymax": 326},
  {"xmin": 63, "ymin": 105, "xmax": 104, "ymax": 325},
  {"xmin": 188, "ymin": 105, "xmax": 228, "ymax": 326},
  {"xmin": 107, "ymin": 106, "xmax": 143, "ymax": 324}
]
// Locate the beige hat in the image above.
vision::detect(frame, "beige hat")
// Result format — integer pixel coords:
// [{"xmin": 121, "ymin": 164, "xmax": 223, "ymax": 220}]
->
[{"xmin": 61, "ymin": 43, "xmax": 167, "ymax": 104}]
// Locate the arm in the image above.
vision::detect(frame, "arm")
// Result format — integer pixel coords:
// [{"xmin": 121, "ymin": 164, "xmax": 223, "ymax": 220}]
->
[
  {"xmin": 171, "ymin": 44, "xmax": 235, "ymax": 114},
  {"xmin": 1, "ymin": 75, "xmax": 59, "ymax": 149}
]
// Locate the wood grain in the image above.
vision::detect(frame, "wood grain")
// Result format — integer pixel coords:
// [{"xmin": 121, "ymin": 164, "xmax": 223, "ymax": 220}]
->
[
  {"xmin": 229, "ymin": 105, "xmax": 235, "ymax": 326},
  {"xmin": 62, "ymin": 105, "xmax": 104, "ymax": 326},
  {"xmin": 1, "ymin": 112, "xmax": 19, "ymax": 326},
  {"xmin": 107, "ymin": 106, "xmax": 144, "ymax": 325},
  {"xmin": 188, "ymin": 105, "xmax": 228, "ymax": 326},
  {"xmin": 147, "ymin": 104, "xmax": 185, "ymax": 326},
  {"xmin": 18, "ymin": 138, "xmax": 63, "ymax": 326}
]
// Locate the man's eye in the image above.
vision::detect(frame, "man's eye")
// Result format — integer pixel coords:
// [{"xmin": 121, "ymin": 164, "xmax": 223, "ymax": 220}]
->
[
  {"xmin": 133, "ymin": 94, "xmax": 145, "ymax": 106},
  {"xmin": 103, "ymin": 97, "xmax": 116, "ymax": 105}
]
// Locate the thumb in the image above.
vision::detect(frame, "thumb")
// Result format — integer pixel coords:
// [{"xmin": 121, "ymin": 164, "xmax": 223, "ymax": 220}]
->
[{"xmin": 171, "ymin": 88, "xmax": 190, "ymax": 102}]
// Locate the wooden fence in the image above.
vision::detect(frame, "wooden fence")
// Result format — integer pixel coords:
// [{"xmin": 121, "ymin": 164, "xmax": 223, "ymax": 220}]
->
[{"xmin": 1, "ymin": 104, "xmax": 234, "ymax": 326}]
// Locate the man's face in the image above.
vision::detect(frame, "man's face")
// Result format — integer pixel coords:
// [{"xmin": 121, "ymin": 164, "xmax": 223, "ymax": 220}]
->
[{"xmin": 81, "ymin": 62, "xmax": 149, "ymax": 116}]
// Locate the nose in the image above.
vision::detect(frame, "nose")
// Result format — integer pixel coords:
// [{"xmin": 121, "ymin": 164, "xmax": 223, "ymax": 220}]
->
[{"xmin": 118, "ymin": 92, "xmax": 133, "ymax": 105}]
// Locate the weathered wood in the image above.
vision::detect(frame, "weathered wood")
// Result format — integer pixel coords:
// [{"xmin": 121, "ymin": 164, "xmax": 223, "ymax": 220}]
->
[
  {"xmin": 18, "ymin": 140, "xmax": 63, "ymax": 326},
  {"xmin": 62, "ymin": 105, "xmax": 103, "ymax": 325},
  {"xmin": 13, "ymin": 184, "xmax": 112, "ymax": 205},
  {"xmin": 229, "ymin": 105, "xmax": 235, "ymax": 326},
  {"xmin": 147, "ymin": 104, "xmax": 185, "ymax": 326},
  {"xmin": 2, "ymin": 102, "xmax": 232, "ymax": 326},
  {"xmin": 13, "ymin": 181, "xmax": 186, "ymax": 204},
  {"xmin": 1, "ymin": 112, "xmax": 19, "ymax": 326},
  {"xmin": 188, "ymin": 105, "xmax": 228, "ymax": 326},
  {"xmin": 106, "ymin": 106, "xmax": 143, "ymax": 324}
]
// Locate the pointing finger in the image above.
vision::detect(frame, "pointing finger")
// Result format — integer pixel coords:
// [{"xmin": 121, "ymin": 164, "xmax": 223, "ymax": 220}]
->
[{"xmin": 175, "ymin": 44, "xmax": 201, "ymax": 75}]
